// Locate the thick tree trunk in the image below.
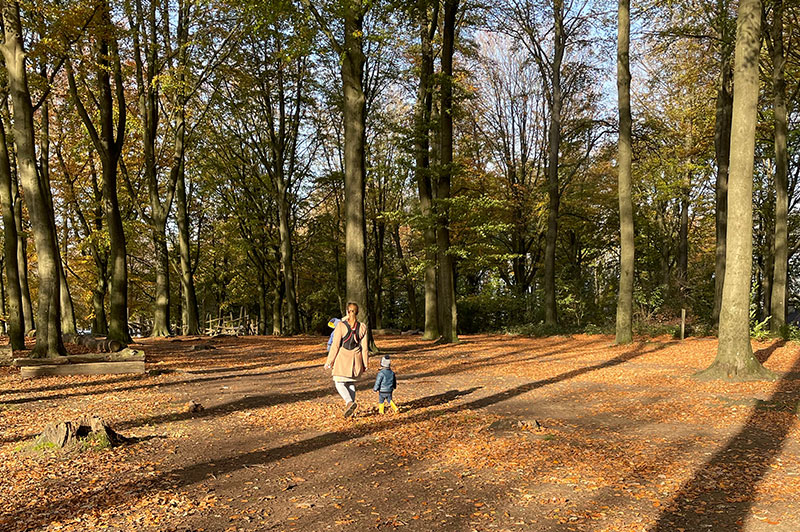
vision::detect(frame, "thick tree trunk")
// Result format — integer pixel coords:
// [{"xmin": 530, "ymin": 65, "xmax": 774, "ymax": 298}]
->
[
  {"xmin": 544, "ymin": 0, "xmax": 565, "ymax": 327},
  {"xmin": 1, "ymin": 1, "xmax": 64, "ymax": 357},
  {"xmin": 436, "ymin": 0, "xmax": 459, "ymax": 343},
  {"xmin": 769, "ymin": 0, "xmax": 788, "ymax": 332},
  {"xmin": 341, "ymin": 0, "xmax": 372, "ymax": 348},
  {"xmin": 0, "ymin": 98, "xmax": 24, "ymax": 349},
  {"xmin": 712, "ymin": 0, "xmax": 733, "ymax": 328},
  {"xmin": 415, "ymin": 0, "xmax": 439, "ymax": 340},
  {"xmin": 698, "ymin": 0, "xmax": 773, "ymax": 381},
  {"xmin": 615, "ymin": 0, "xmax": 634, "ymax": 345}
]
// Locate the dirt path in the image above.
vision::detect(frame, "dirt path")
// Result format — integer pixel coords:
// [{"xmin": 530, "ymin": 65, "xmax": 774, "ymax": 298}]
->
[{"xmin": 1, "ymin": 334, "xmax": 800, "ymax": 531}]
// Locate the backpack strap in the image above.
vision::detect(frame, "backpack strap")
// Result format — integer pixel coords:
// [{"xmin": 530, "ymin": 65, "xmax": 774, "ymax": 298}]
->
[{"xmin": 341, "ymin": 320, "xmax": 362, "ymax": 347}]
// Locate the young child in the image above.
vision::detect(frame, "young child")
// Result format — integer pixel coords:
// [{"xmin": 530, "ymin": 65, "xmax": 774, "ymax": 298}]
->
[{"xmin": 373, "ymin": 356, "xmax": 399, "ymax": 414}]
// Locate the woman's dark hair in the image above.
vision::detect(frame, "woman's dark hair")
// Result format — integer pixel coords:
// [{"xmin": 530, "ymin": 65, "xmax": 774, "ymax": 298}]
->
[{"xmin": 346, "ymin": 301, "xmax": 359, "ymax": 314}]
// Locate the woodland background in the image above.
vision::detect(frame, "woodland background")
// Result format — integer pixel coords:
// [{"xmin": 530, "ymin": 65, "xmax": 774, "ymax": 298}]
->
[{"xmin": 0, "ymin": 0, "xmax": 798, "ymax": 350}]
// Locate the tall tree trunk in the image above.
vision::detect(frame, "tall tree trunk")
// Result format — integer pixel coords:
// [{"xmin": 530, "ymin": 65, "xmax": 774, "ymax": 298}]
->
[
  {"xmin": 415, "ymin": 0, "xmax": 439, "ymax": 340},
  {"xmin": 544, "ymin": 0, "xmax": 565, "ymax": 327},
  {"xmin": 272, "ymin": 263, "xmax": 283, "ymax": 335},
  {"xmin": 615, "ymin": 0, "xmax": 634, "ymax": 345},
  {"xmin": 436, "ymin": 0, "xmax": 459, "ymax": 343},
  {"xmin": 175, "ymin": 148, "xmax": 200, "ymax": 334},
  {"xmin": 257, "ymin": 273, "xmax": 267, "ymax": 335},
  {"xmin": 39, "ymin": 82, "xmax": 77, "ymax": 336},
  {"xmin": 341, "ymin": 0, "xmax": 373, "ymax": 348},
  {"xmin": 677, "ymin": 150, "xmax": 690, "ymax": 303},
  {"xmin": 66, "ymin": 2, "xmax": 130, "ymax": 343},
  {"xmin": 277, "ymin": 179, "xmax": 300, "ymax": 334},
  {"xmin": 698, "ymin": 0, "xmax": 773, "ymax": 381},
  {"xmin": 769, "ymin": 0, "xmax": 788, "ymax": 332},
  {"xmin": 0, "ymin": 92, "xmax": 24, "ymax": 349},
  {"xmin": 712, "ymin": 0, "xmax": 733, "ymax": 328},
  {"xmin": 1, "ymin": 0, "xmax": 64, "ymax": 356},
  {"xmin": 15, "ymin": 194, "xmax": 33, "ymax": 332}
]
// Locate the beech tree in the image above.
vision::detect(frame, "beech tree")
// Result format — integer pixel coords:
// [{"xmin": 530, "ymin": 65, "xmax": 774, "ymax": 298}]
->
[
  {"xmin": 66, "ymin": 0, "xmax": 130, "ymax": 343},
  {"xmin": 698, "ymin": 0, "xmax": 773, "ymax": 381},
  {"xmin": 1, "ymin": 0, "xmax": 65, "ymax": 357},
  {"xmin": 616, "ymin": 0, "xmax": 633, "ymax": 344}
]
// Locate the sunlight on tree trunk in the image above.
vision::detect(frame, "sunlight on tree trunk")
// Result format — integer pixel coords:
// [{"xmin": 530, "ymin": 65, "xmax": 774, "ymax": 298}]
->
[
  {"xmin": 697, "ymin": 0, "xmax": 774, "ymax": 382},
  {"xmin": 615, "ymin": 0, "xmax": 634, "ymax": 345}
]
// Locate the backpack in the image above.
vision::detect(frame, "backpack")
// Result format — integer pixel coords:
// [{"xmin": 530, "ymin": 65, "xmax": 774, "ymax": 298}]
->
[
  {"xmin": 340, "ymin": 320, "xmax": 364, "ymax": 350},
  {"xmin": 326, "ymin": 318, "xmax": 342, "ymax": 352}
]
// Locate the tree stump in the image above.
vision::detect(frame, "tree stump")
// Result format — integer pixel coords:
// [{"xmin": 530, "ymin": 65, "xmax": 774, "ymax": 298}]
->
[{"xmin": 35, "ymin": 415, "xmax": 129, "ymax": 449}]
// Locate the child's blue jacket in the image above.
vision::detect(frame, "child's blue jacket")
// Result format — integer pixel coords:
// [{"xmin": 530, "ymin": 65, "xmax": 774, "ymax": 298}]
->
[{"xmin": 373, "ymin": 368, "xmax": 397, "ymax": 393}]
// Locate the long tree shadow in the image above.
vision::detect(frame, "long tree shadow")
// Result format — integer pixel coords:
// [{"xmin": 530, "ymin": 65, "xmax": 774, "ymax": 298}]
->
[
  {"xmin": 1, "ymin": 340, "xmax": 668, "ymax": 529},
  {"xmin": 649, "ymin": 353, "xmax": 800, "ymax": 532},
  {"xmin": 754, "ymin": 339, "xmax": 786, "ymax": 364}
]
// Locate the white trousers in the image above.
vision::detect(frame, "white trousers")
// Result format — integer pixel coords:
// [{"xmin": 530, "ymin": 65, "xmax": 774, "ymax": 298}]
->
[{"xmin": 334, "ymin": 381, "xmax": 356, "ymax": 404}]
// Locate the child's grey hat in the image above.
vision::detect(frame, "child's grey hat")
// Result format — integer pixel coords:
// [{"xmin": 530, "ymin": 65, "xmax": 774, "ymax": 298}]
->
[{"xmin": 380, "ymin": 356, "xmax": 391, "ymax": 368}]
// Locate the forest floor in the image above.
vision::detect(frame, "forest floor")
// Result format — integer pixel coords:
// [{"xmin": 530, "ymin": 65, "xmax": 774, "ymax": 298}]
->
[{"xmin": 1, "ymin": 333, "xmax": 800, "ymax": 532}]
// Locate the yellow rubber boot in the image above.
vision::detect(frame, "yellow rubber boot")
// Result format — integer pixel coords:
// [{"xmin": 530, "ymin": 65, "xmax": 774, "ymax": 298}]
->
[
  {"xmin": 390, "ymin": 400, "xmax": 399, "ymax": 413},
  {"xmin": 378, "ymin": 402, "xmax": 385, "ymax": 414}
]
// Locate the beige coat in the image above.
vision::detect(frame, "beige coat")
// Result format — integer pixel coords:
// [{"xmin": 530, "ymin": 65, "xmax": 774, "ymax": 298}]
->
[{"xmin": 325, "ymin": 320, "xmax": 369, "ymax": 379}]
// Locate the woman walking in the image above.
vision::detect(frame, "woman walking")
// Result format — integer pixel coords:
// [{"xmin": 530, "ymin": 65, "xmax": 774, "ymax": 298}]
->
[{"xmin": 324, "ymin": 301, "xmax": 369, "ymax": 417}]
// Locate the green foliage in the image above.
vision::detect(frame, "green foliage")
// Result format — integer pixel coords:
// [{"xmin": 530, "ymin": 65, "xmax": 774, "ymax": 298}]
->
[{"xmin": 80, "ymin": 431, "xmax": 112, "ymax": 451}]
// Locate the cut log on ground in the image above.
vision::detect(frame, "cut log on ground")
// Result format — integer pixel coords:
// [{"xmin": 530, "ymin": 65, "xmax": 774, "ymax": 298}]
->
[{"xmin": 35, "ymin": 415, "xmax": 129, "ymax": 449}]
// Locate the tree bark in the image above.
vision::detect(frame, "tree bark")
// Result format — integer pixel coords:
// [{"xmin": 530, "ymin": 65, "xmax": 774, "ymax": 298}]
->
[
  {"xmin": 341, "ymin": 0, "xmax": 373, "ymax": 348},
  {"xmin": 415, "ymin": 0, "xmax": 439, "ymax": 340},
  {"xmin": 712, "ymin": 0, "xmax": 733, "ymax": 328},
  {"xmin": 272, "ymin": 262, "xmax": 283, "ymax": 335},
  {"xmin": 0, "ymin": 91, "xmax": 24, "ymax": 349},
  {"xmin": 615, "ymin": 0, "xmax": 634, "ymax": 345},
  {"xmin": 66, "ymin": 2, "xmax": 130, "ymax": 343},
  {"xmin": 698, "ymin": 0, "xmax": 773, "ymax": 381},
  {"xmin": 544, "ymin": 0, "xmax": 565, "ymax": 327},
  {"xmin": 436, "ymin": 0, "xmax": 459, "ymax": 343},
  {"xmin": 769, "ymin": 0, "xmax": 788, "ymax": 332},
  {"xmin": 15, "ymin": 193, "xmax": 33, "ymax": 332},
  {"xmin": 1, "ymin": 0, "xmax": 64, "ymax": 356}
]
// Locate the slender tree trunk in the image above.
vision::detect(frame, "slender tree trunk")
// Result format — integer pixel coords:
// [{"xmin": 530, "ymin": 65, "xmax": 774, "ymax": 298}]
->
[
  {"xmin": 15, "ymin": 195, "xmax": 33, "ymax": 332},
  {"xmin": 0, "ymin": 94, "xmax": 24, "ymax": 349},
  {"xmin": 257, "ymin": 273, "xmax": 267, "ymax": 335},
  {"xmin": 436, "ymin": 0, "xmax": 459, "ymax": 343},
  {"xmin": 415, "ymin": 0, "xmax": 439, "ymax": 340},
  {"xmin": 151, "ymin": 221, "xmax": 171, "ymax": 336},
  {"xmin": 272, "ymin": 264, "xmax": 283, "ymax": 335},
  {"xmin": 698, "ymin": 0, "xmax": 773, "ymax": 381},
  {"xmin": 92, "ymin": 272, "xmax": 108, "ymax": 335},
  {"xmin": 544, "ymin": 0, "xmax": 565, "ymax": 327},
  {"xmin": 277, "ymin": 179, "xmax": 300, "ymax": 334},
  {"xmin": 615, "ymin": 0, "xmax": 634, "ymax": 344},
  {"xmin": 770, "ymin": 0, "xmax": 788, "ymax": 332},
  {"xmin": 39, "ymin": 87, "xmax": 77, "ymax": 336},
  {"xmin": 712, "ymin": 0, "xmax": 733, "ymax": 327},
  {"xmin": 175, "ymin": 148, "xmax": 200, "ymax": 334},
  {"xmin": 1, "ymin": 0, "xmax": 64, "ymax": 356}
]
